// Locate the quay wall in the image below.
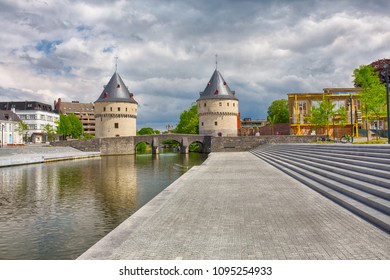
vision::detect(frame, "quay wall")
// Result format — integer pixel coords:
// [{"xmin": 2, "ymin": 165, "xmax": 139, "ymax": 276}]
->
[
  {"xmin": 51, "ymin": 137, "xmax": 135, "ymax": 154},
  {"xmin": 210, "ymin": 135, "xmax": 318, "ymax": 152},
  {"xmin": 51, "ymin": 135, "xmax": 318, "ymax": 155}
]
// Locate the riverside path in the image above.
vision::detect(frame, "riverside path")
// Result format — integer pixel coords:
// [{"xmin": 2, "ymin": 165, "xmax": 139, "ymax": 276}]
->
[{"xmin": 79, "ymin": 151, "xmax": 390, "ymax": 260}]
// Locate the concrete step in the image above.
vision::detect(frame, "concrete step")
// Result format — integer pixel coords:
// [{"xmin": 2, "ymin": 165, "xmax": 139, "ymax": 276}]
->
[
  {"xmin": 250, "ymin": 150, "xmax": 390, "ymax": 233},
  {"xmin": 252, "ymin": 150, "xmax": 390, "ymax": 214},
  {"xmin": 264, "ymin": 145, "xmax": 390, "ymax": 168},
  {"xmin": 253, "ymin": 150, "xmax": 390, "ymax": 200},
  {"xmin": 267, "ymin": 149, "xmax": 390, "ymax": 181},
  {"xmin": 284, "ymin": 144, "xmax": 390, "ymax": 152},
  {"xmin": 261, "ymin": 144, "xmax": 390, "ymax": 159},
  {"xmin": 254, "ymin": 149, "xmax": 390, "ymax": 190}
]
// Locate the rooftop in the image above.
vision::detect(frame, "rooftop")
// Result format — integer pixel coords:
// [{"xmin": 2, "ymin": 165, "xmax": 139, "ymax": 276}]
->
[
  {"xmin": 197, "ymin": 70, "xmax": 238, "ymax": 101},
  {"xmin": 0, "ymin": 110, "xmax": 21, "ymax": 122},
  {"xmin": 95, "ymin": 72, "xmax": 138, "ymax": 104}
]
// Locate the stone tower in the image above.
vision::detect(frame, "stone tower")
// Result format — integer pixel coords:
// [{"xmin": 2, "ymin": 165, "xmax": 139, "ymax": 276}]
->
[
  {"xmin": 197, "ymin": 69, "xmax": 239, "ymax": 136},
  {"xmin": 94, "ymin": 72, "xmax": 138, "ymax": 138}
]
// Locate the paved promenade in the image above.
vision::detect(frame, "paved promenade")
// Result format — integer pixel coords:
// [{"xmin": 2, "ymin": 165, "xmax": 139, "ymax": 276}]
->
[
  {"xmin": 79, "ymin": 152, "xmax": 390, "ymax": 260},
  {"xmin": 0, "ymin": 145, "xmax": 100, "ymax": 167}
]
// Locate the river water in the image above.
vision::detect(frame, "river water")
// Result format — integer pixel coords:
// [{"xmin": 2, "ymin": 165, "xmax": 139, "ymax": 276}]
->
[{"xmin": 0, "ymin": 152, "xmax": 207, "ymax": 260}]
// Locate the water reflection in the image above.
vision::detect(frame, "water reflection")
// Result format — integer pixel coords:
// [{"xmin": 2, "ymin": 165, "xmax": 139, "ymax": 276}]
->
[{"xmin": 0, "ymin": 152, "xmax": 206, "ymax": 259}]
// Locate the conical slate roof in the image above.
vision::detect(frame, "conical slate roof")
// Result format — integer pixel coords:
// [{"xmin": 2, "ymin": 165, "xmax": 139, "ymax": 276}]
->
[
  {"xmin": 197, "ymin": 70, "xmax": 238, "ymax": 101},
  {"xmin": 95, "ymin": 72, "xmax": 138, "ymax": 104}
]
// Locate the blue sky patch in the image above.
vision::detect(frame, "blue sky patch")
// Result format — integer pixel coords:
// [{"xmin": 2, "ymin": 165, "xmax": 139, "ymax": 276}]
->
[
  {"xmin": 35, "ymin": 40, "xmax": 63, "ymax": 54},
  {"xmin": 103, "ymin": 47, "xmax": 114, "ymax": 53}
]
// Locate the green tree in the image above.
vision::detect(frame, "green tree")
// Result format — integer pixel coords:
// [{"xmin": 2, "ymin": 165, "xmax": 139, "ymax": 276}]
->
[
  {"xmin": 43, "ymin": 124, "xmax": 56, "ymax": 142},
  {"xmin": 267, "ymin": 99, "xmax": 289, "ymax": 124},
  {"xmin": 16, "ymin": 120, "xmax": 29, "ymax": 143},
  {"xmin": 353, "ymin": 65, "xmax": 386, "ymax": 139},
  {"xmin": 336, "ymin": 106, "xmax": 348, "ymax": 127},
  {"xmin": 137, "ymin": 127, "xmax": 155, "ymax": 135},
  {"xmin": 57, "ymin": 114, "xmax": 72, "ymax": 138},
  {"xmin": 56, "ymin": 114, "xmax": 83, "ymax": 139},
  {"xmin": 68, "ymin": 114, "xmax": 83, "ymax": 139},
  {"xmin": 306, "ymin": 95, "xmax": 335, "ymax": 136},
  {"xmin": 174, "ymin": 103, "xmax": 199, "ymax": 134}
]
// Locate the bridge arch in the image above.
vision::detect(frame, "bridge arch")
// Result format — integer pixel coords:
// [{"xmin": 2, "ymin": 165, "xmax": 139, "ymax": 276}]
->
[
  {"xmin": 135, "ymin": 140, "xmax": 152, "ymax": 154},
  {"xmin": 188, "ymin": 140, "xmax": 204, "ymax": 153},
  {"xmin": 133, "ymin": 134, "xmax": 210, "ymax": 154}
]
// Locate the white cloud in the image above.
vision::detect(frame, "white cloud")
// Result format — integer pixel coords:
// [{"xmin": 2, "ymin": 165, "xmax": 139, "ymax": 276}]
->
[{"xmin": 0, "ymin": 0, "xmax": 390, "ymax": 128}]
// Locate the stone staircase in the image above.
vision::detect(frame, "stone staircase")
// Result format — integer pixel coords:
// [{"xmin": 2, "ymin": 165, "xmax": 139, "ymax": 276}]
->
[{"xmin": 250, "ymin": 144, "xmax": 390, "ymax": 233}]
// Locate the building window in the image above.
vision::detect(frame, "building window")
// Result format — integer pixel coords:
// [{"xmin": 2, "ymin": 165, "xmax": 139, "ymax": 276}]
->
[
  {"xmin": 103, "ymin": 107, "xmax": 106, "ymax": 112},
  {"xmin": 215, "ymin": 121, "xmax": 218, "ymax": 126},
  {"xmin": 114, "ymin": 123, "xmax": 119, "ymax": 129},
  {"xmin": 219, "ymin": 102, "xmax": 222, "ymax": 106},
  {"xmin": 110, "ymin": 107, "xmax": 112, "ymax": 111},
  {"xmin": 204, "ymin": 103, "xmax": 206, "ymax": 107},
  {"xmin": 233, "ymin": 103, "xmax": 235, "ymax": 107},
  {"xmin": 118, "ymin": 107, "xmax": 120, "ymax": 111},
  {"xmin": 227, "ymin": 102, "xmax": 229, "ymax": 106},
  {"xmin": 298, "ymin": 101, "xmax": 307, "ymax": 115},
  {"xmin": 126, "ymin": 107, "xmax": 128, "ymax": 112},
  {"xmin": 201, "ymin": 122, "xmax": 204, "ymax": 126}
]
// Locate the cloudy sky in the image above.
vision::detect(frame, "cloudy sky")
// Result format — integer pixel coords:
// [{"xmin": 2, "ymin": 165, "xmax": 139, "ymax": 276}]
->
[{"xmin": 1, "ymin": 0, "xmax": 389, "ymax": 130}]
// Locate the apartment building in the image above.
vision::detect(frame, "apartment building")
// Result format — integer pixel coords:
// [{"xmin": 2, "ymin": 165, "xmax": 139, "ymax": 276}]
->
[
  {"xmin": 54, "ymin": 98, "xmax": 95, "ymax": 136},
  {"xmin": 0, "ymin": 101, "xmax": 59, "ymax": 143}
]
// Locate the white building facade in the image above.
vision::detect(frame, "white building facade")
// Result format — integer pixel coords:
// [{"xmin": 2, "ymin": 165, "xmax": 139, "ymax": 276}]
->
[
  {"xmin": 0, "ymin": 101, "xmax": 59, "ymax": 143},
  {"xmin": 0, "ymin": 109, "xmax": 23, "ymax": 146}
]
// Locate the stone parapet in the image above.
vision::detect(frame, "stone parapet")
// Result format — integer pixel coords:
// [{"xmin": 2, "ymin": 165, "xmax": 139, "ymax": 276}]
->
[
  {"xmin": 51, "ymin": 135, "xmax": 319, "ymax": 155},
  {"xmin": 210, "ymin": 135, "xmax": 319, "ymax": 152}
]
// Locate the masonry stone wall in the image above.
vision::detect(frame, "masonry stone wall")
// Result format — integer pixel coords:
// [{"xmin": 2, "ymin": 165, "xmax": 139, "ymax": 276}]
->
[
  {"xmin": 198, "ymin": 99, "xmax": 239, "ymax": 136},
  {"xmin": 52, "ymin": 135, "xmax": 318, "ymax": 155},
  {"xmin": 95, "ymin": 102, "xmax": 137, "ymax": 138},
  {"xmin": 210, "ymin": 135, "xmax": 319, "ymax": 152},
  {"xmin": 51, "ymin": 137, "xmax": 136, "ymax": 154}
]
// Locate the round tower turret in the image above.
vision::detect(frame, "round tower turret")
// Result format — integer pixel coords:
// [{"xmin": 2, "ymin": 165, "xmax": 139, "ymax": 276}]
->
[
  {"xmin": 94, "ymin": 72, "xmax": 138, "ymax": 138},
  {"xmin": 197, "ymin": 70, "xmax": 239, "ymax": 136}
]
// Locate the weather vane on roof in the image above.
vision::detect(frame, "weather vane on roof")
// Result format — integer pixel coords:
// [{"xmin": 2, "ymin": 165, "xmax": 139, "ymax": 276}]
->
[
  {"xmin": 115, "ymin": 56, "xmax": 118, "ymax": 72},
  {"xmin": 215, "ymin": 54, "xmax": 218, "ymax": 70}
]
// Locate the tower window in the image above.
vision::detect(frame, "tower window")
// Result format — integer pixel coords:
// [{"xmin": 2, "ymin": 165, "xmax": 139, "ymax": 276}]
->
[
  {"xmin": 204, "ymin": 103, "xmax": 206, "ymax": 107},
  {"xmin": 233, "ymin": 103, "xmax": 235, "ymax": 107},
  {"xmin": 215, "ymin": 121, "xmax": 218, "ymax": 126},
  {"xmin": 110, "ymin": 107, "xmax": 112, "ymax": 111},
  {"xmin": 103, "ymin": 107, "xmax": 106, "ymax": 112},
  {"xmin": 219, "ymin": 102, "xmax": 222, "ymax": 106},
  {"xmin": 201, "ymin": 122, "xmax": 204, "ymax": 126},
  {"xmin": 126, "ymin": 107, "xmax": 128, "ymax": 112},
  {"xmin": 114, "ymin": 123, "xmax": 119, "ymax": 128},
  {"xmin": 118, "ymin": 107, "xmax": 120, "ymax": 111},
  {"xmin": 227, "ymin": 102, "xmax": 229, "ymax": 106}
]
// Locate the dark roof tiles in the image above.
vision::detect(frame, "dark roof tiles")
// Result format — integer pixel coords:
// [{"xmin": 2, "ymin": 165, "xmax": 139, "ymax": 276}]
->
[
  {"xmin": 95, "ymin": 72, "xmax": 138, "ymax": 104},
  {"xmin": 197, "ymin": 70, "xmax": 238, "ymax": 101}
]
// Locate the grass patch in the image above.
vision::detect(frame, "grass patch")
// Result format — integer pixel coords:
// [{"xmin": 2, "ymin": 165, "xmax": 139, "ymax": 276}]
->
[{"xmin": 355, "ymin": 139, "xmax": 387, "ymax": 144}]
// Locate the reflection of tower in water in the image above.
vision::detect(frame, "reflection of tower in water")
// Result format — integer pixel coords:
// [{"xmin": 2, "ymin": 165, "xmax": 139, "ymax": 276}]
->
[{"xmin": 98, "ymin": 156, "xmax": 137, "ymax": 219}]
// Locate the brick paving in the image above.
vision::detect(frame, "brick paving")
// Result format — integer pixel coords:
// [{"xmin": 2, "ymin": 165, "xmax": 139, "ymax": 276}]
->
[{"xmin": 79, "ymin": 152, "xmax": 390, "ymax": 260}]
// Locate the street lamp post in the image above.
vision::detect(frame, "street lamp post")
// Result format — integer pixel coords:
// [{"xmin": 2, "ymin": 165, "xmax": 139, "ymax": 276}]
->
[
  {"xmin": 385, "ymin": 64, "xmax": 390, "ymax": 144},
  {"xmin": 1, "ymin": 124, "xmax": 4, "ymax": 148},
  {"xmin": 349, "ymin": 95, "xmax": 354, "ymax": 143}
]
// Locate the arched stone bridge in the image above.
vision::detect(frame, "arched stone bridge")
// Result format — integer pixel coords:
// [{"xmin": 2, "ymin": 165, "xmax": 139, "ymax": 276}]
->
[
  {"xmin": 51, "ymin": 134, "xmax": 318, "ymax": 155},
  {"xmin": 134, "ymin": 134, "xmax": 211, "ymax": 154}
]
